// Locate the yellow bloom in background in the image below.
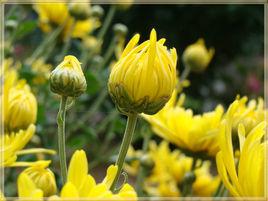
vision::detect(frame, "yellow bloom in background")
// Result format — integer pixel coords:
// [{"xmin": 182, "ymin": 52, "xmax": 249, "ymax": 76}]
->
[
  {"xmin": 182, "ymin": 38, "xmax": 214, "ymax": 72},
  {"xmin": 126, "ymin": 141, "xmax": 220, "ymax": 197},
  {"xmin": 34, "ymin": 1, "xmax": 100, "ymax": 39},
  {"xmin": 231, "ymin": 96, "xmax": 265, "ymax": 133},
  {"xmin": 21, "ymin": 161, "xmax": 57, "ymax": 197},
  {"xmin": 193, "ymin": 162, "xmax": 220, "ymax": 196},
  {"xmin": 108, "ymin": 29, "xmax": 177, "ymax": 114},
  {"xmin": 1, "ymin": 124, "xmax": 36, "ymax": 167},
  {"xmin": 216, "ymin": 100, "xmax": 266, "ymax": 197},
  {"xmin": 143, "ymin": 90, "xmax": 224, "ymax": 156},
  {"xmin": 49, "ymin": 150, "xmax": 137, "ymax": 200},
  {"xmin": 4, "ymin": 81, "xmax": 37, "ymax": 131},
  {"xmin": 17, "ymin": 173, "xmax": 43, "ymax": 200},
  {"xmin": 31, "ymin": 59, "xmax": 52, "ymax": 85},
  {"xmin": 0, "ymin": 190, "xmax": 5, "ymax": 201}
]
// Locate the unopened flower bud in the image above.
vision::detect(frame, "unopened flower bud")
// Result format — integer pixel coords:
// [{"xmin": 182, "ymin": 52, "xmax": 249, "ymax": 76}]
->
[
  {"xmin": 182, "ymin": 38, "xmax": 214, "ymax": 73},
  {"xmin": 21, "ymin": 161, "xmax": 57, "ymax": 197},
  {"xmin": 5, "ymin": 81, "xmax": 37, "ymax": 131},
  {"xmin": 108, "ymin": 29, "xmax": 177, "ymax": 115},
  {"xmin": 50, "ymin": 55, "xmax": 87, "ymax": 97},
  {"xmin": 69, "ymin": 2, "xmax": 91, "ymax": 20},
  {"xmin": 91, "ymin": 5, "xmax": 104, "ymax": 18},
  {"xmin": 113, "ymin": 23, "xmax": 128, "ymax": 38},
  {"xmin": 183, "ymin": 171, "xmax": 196, "ymax": 185},
  {"xmin": 140, "ymin": 154, "xmax": 154, "ymax": 170}
]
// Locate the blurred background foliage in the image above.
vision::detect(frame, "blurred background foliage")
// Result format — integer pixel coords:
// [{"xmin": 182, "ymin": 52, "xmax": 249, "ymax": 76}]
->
[{"xmin": 4, "ymin": 3, "xmax": 264, "ymax": 196}]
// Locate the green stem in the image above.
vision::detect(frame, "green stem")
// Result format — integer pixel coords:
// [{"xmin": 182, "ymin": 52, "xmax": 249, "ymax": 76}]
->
[
  {"xmin": 96, "ymin": 36, "xmax": 117, "ymax": 69},
  {"xmin": 180, "ymin": 65, "xmax": 191, "ymax": 83},
  {"xmin": 135, "ymin": 129, "xmax": 152, "ymax": 196},
  {"xmin": 57, "ymin": 96, "xmax": 68, "ymax": 184},
  {"xmin": 27, "ymin": 24, "xmax": 64, "ymax": 66},
  {"xmin": 57, "ymin": 20, "xmax": 76, "ymax": 62},
  {"xmin": 110, "ymin": 113, "xmax": 138, "ymax": 192},
  {"xmin": 97, "ymin": 5, "xmax": 116, "ymax": 40}
]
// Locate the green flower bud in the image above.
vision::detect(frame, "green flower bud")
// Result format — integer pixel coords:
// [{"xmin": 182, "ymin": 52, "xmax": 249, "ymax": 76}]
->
[
  {"xmin": 91, "ymin": 5, "xmax": 104, "ymax": 18},
  {"xmin": 69, "ymin": 2, "xmax": 91, "ymax": 20},
  {"xmin": 50, "ymin": 55, "xmax": 87, "ymax": 97},
  {"xmin": 113, "ymin": 23, "xmax": 128, "ymax": 38}
]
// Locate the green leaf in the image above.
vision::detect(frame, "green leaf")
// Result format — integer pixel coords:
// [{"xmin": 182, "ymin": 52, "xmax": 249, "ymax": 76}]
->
[
  {"xmin": 85, "ymin": 71, "xmax": 101, "ymax": 95},
  {"xmin": 14, "ymin": 20, "xmax": 37, "ymax": 40}
]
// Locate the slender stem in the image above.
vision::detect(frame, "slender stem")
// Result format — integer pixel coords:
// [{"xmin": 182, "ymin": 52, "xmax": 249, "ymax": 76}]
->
[
  {"xmin": 57, "ymin": 96, "xmax": 68, "ymax": 184},
  {"xmin": 97, "ymin": 5, "xmax": 116, "ymax": 40},
  {"xmin": 180, "ymin": 65, "xmax": 191, "ymax": 83},
  {"xmin": 110, "ymin": 113, "xmax": 138, "ymax": 192},
  {"xmin": 27, "ymin": 24, "xmax": 63, "ymax": 66},
  {"xmin": 135, "ymin": 129, "xmax": 152, "ymax": 196},
  {"xmin": 96, "ymin": 36, "xmax": 117, "ymax": 69},
  {"xmin": 57, "ymin": 20, "xmax": 76, "ymax": 62}
]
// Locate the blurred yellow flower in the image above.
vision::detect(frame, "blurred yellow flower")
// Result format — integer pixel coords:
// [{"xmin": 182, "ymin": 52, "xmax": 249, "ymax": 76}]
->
[
  {"xmin": 22, "ymin": 160, "xmax": 57, "ymax": 197},
  {"xmin": 126, "ymin": 141, "xmax": 220, "ymax": 197},
  {"xmin": 0, "ymin": 190, "xmax": 5, "ymax": 201},
  {"xmin": 48, "ymin": 150, "xmax": 137, "ymax": 200},
  {"xmin": 18, "ymin": 173, "xmax": 43, "ymax": 200},
  {"xmin": 182, "ymin": 38, "xmax": 214, "ymax": 72},
  {"xmin": 108, "ymin": 29, "xmax": 177, "ymax": 114},
  {"xmin": 216, "ymin": 100, "xmax": 266, "ymax": 197},
  {"xmin": 4, "ymin": 81, "xmax": 37, "ymax": 131},
  {"xmin": 143, "ymin": 90, "xmax": 224, "ymax": 156},
  {"xmin": 34, "ymin": 2, "xmax": 100, "ymax": 39},
  {"xmin": 231, "ymin": 96, "xmax": 265, "ymax": 133},
  {"xmin": 31, "ymin": 59, "xmax": 52, "ymax": 85}
]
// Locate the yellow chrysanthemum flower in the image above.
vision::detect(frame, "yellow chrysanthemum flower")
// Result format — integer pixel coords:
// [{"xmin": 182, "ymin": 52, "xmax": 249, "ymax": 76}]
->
[
  {"xmin": 22, "ymin": 161, "xmax": 57, "ymax": 197},
  {"xmin": 108, "ymin": 29, "xmax": 177, "ymax": 115},
  {"xmin": 143, "ymin": 90, "xmax": 224, "ymax": 156},
  {"xmin": 34, "ymin": 1, "xmax": 100, "ymax": 39},
  {"xmin": 231, "ymin": 96, "xmax": 265, "ymax": 133},
  {"xmin": 4, "ymin": 81, "xmax": 37, "ymax": 131},
  {"xmin": 1, "ymin": 124, "xmax": 35, "ymax": 167},
  {"xmin": 182, "ymin": 38, "xmax": 214, "ymax": 72},
  {"xmin": 49, "ymin": 150, "xmax": 137, "ymax": 200},
  {"xmin": 31, "ymin": 59, "xmax": 52, "ymax": 85},
  {"xmin": 216, "ymin": 100, "xmax": 266, "ymax": 197},
  {"xmin": 126, "ymin": 141, "xmax": 220, "ymax": 197},
  {"xmin": 18, "ymin": 173, "xmax": 44, "ymax": 200}
]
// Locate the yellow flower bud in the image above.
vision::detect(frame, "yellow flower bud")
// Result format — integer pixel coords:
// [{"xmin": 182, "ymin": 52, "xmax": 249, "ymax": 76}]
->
[
  {"xmin": 108, "ymin": 29, "xmax": 177, "ymax": 115},
  {"xmin": 182, "ymin": 39, "xmax": 214, "ymax": 72},
  {"xmin": 50, "ymin": 55, "xmax": 87, "ymax": 97},
  {"xmin": 21, "ymin": 161, "xmax": 57, "ymax": 197},
  {"xmin": 5, "ymin": 81, "xmax": 37, "ymax": 131}
]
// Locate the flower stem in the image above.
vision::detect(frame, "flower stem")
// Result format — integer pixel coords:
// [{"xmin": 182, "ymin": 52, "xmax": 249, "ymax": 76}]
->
[
  {"xmin": 110, "ymin": 113, "xmax": 138, "ymax": 192},
  {"xmin": 97, "ymin": 5, "xmax": 116, "ymax": 40},
  {"xmin": 57, "ymin": 96, "xmax": 68, "ymax": 184}
]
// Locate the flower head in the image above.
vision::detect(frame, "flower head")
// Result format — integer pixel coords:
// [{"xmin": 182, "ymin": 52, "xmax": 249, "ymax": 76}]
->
[
  {"xmin": 182, "ymin": 38, "xmax": 214, "ymax": 72},
  {"xmin": 108, "ymin": 29, "xmax": 177, "ymax": 115},
  {"xmin": 143, "ymin": 90, "xmax": 223, "ymax": 156},
  {"xmin": 216, "ymin": 100, "xmax": 266, "ymax": 197},
  {"xmin": 17, "ymin": 173, "xmax": 43, "ymax": 200},
  {"xmin": 4, "ymin": 81, "xmax": 37, "ymax": 131},
  {"xmin": 1, "ymin": 124, "xmax": 36, "ymax": 167},
  {"xmin": 22, "ymin": 161, "xmax": 57, "ymax": 197},
  {"xmin": 49, "ymin": 150, "xmax": 137, "ymax": 200},
  {"xmin": 50, "ymin": 55, "xmax": 87, "ymax": 97},
  {"xmin": 34, "ymin": 2, "xmax": 100, "ymax": 39},
  {"xmin": 126, "ymin": 141, "xmax": 220, "ymax": 197}
]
